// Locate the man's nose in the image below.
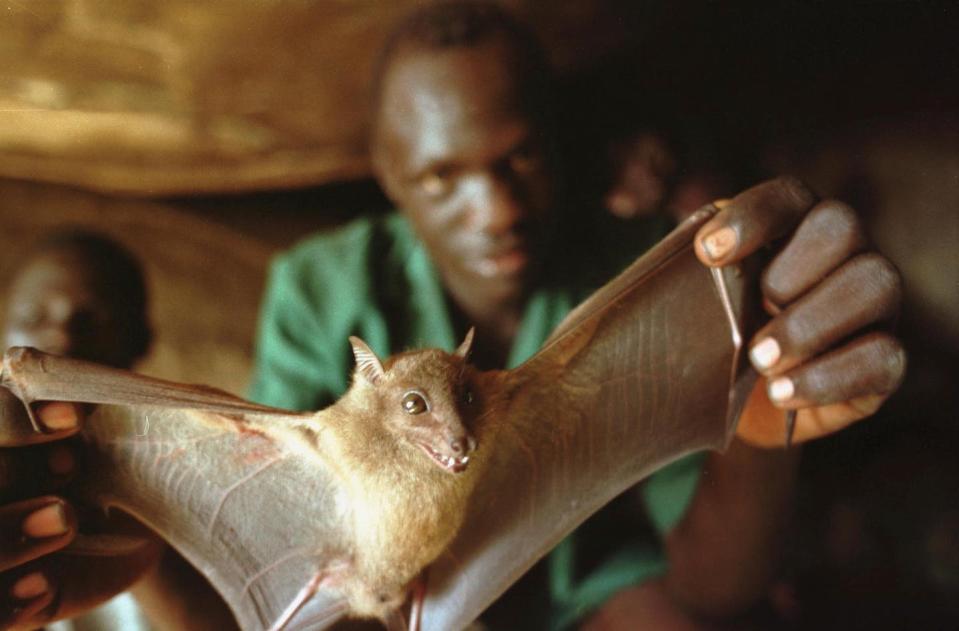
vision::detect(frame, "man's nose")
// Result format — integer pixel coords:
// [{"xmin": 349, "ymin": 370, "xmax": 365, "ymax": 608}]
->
[
  {"xmin": 465, "ymin": 174, "xmax": 525, "ymax": 236},
  {"xmin": 40, "ymin": 300, "xmax": 84, "ymax": 354}
]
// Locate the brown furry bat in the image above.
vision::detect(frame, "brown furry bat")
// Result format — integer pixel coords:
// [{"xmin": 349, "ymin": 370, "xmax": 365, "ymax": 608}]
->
[{"xmin": 0, "ymin": 207, "xmax": 756, "ymax": 630}]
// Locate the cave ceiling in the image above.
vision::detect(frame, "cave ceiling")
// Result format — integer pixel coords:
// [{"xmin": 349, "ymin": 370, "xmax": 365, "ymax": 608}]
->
[{"xmin": 0, "ymin": 0, "xmax": 642, "ymax": 196}]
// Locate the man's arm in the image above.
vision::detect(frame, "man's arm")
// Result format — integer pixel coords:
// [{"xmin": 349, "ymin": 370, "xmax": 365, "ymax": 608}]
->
[
  {"xmin": 663, "ymin": 436, "xmax": 800, "ymax": 616},
  {"xmin": 581, "ymin": 433, "xmax": 800, "ymax": 629},
  {"xmin": 248, "ymin": 253, "xmax": 346, "ymax": 411},
  {"xmin": 583, "ymin": 178, "xmax": 904, "ymax": 626},
  {"xmin": 665, "ymin": 178, "xmax": 904, "ymax": 617}
]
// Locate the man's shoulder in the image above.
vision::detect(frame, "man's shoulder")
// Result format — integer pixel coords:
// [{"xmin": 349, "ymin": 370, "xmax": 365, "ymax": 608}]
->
[
  {"xmin": 280, "ymin": 212, "xmax": 411, "ymax": 267},
  {"xmin": 272, "ymin": 213, "xmax": 414, "ymax": 288},
  {"xmin": 260, "ymin": 211, "xmax": 436, "ymax": 348}
]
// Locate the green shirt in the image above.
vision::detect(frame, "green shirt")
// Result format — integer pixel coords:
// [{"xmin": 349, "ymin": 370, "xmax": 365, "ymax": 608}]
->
[{"xmin": 248, "ymin": 212, "xmax": 704, "ymax": 629}]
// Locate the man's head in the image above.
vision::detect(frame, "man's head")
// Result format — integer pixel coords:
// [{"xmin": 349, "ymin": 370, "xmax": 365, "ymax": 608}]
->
[
  {"xmin": 4, "ymin": 231, "xmax": 151, "ymax": 369},
  {"xmin": 371, "ymin": 1, "xmax": 558, "ymax": 309}
]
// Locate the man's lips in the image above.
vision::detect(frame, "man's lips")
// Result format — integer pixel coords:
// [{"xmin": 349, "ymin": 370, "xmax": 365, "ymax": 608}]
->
[{"xmin": 472, "ymin": 247, "xmax": 530, "ymax": 279}]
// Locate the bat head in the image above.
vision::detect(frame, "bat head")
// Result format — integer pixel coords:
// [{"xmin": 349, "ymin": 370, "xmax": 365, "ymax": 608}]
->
[{"xmin": 349, "ymin": 331, "xmax": 478, "ymax": 474}]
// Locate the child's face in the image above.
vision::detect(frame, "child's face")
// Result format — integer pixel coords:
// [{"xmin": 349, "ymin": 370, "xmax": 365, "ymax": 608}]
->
[{"xmin": 4, "ymin": 252, "xmax": 141, "ymax": 368}]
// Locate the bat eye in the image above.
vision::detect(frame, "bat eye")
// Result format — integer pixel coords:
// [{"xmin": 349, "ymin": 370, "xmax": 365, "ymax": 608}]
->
[
  {"xmin": 402, "ymin": 391, "xmax": 428, "ymax": 415},
  {"xmin": 463, "ymin": 389, "xmax": 474, "ymax": 405}
]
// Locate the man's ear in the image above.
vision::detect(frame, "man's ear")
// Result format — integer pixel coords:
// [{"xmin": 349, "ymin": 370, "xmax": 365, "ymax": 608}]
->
[
  {"xmin": 369, "ymin": 112, "xmax": 408, "ymax": 207},
  {"xmin": 370, "ymin": 143, "xmax": 400, "ymax": 205},
  {"xmin": 349, "ymin": 336, "xmax": 386, "ymax": 384}
]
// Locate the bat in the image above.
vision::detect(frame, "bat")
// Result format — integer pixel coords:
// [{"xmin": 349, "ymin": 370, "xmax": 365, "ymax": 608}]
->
[{"xmin": 0, "ymin": 205, "xmax": 758, "ymax": 630}]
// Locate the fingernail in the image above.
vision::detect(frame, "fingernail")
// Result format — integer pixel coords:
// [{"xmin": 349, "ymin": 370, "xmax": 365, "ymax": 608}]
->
[
  {"xmin": 22, "ymin": 502, "xmax": 69, "ymax": 538},
  {"xmin": 37, "ymin": 402, "xmax": 78, "ymax": 431},
  {"xmin": 606, "ymin": 192, "xmax": 640, "ymax": 218},
  {"xmin": 750, "ymin": 337, "xmax": 781, "ymax": 370},
  {"xmin": 769, "ymin": 377, "xmax": 795, "ymax": 403},
  {"xmin": 701, "ymin": 226, "xmax": 737, "ymax": 261},
  {"xmin": 47, "ymin": 445, "xmax": 75, "ymax": 476},
  {"xmin": 11, "ymin": 572, "xmax": 49, "ymax": 600}
]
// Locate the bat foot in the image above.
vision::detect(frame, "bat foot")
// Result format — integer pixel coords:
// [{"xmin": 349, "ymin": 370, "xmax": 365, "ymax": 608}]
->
[
  {"xmin": 384, "ymin": 609, "xmax": 408, "ymax": 631},
  {"xmin": 406, "ymin": 567, "xmax": 428, "ymax": 631},
  {"xmin": 269, "ymin": 570, "xmax": 334, "ymax": 631}
]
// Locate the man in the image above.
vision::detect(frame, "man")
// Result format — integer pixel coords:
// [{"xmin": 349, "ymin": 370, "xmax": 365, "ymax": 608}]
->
[
  {"xmin": 0, "ymin": 232, "xmax": 158, "ymax": 628},
  {"xmin": 248, "ymin": 2, "xmax": 904, "ymax": 628},
  {"xmin": 0, "ymin": 3, "xmax": 904, "ymax": 629},
  {"xmin": 0, "ymin": 233, "xmax": 235, "ymax": 630}
]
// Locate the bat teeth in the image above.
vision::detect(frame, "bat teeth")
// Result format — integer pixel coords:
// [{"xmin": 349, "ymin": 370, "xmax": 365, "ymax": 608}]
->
[
  {"xmin": 444, "ymin": 453, "xmax": 470, "ymax": 472},
  {"xmin": 420, "ymin": 441, "xmax": 471, "ymax": 472}
]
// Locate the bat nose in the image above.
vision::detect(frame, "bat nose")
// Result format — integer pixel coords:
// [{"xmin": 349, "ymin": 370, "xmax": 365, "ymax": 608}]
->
[{"xmin": 450, "ymin": 435, "xmax": 476, "ymax": 455}]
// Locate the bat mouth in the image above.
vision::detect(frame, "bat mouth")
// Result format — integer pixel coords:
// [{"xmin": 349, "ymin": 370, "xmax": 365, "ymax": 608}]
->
[{"xmin": 419, "ymin": 443, "xmax": 471, "ymax": 473}]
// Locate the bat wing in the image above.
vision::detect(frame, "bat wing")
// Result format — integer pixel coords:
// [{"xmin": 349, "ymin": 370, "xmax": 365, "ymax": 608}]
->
[
  {"xmin": 421, "ymin": 207, "xmax": 759, "ymax": 629},
  {"xmin": 1, "ymin": 349, "xmax": 352, "ymax": 630}
]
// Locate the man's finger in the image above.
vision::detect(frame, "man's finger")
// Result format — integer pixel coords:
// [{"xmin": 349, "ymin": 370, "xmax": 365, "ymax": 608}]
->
[
  {"xmin": 0, "ymin": 497, "xmax": 77, "ymax": 572},
  {"xmin": 764, "ymin": 332, "xmax": 906, "ymax": 409},
  {"xmin": 0, "ymin": 570, "xmax": 56, "ymax": 630},
  {"xmin": 748, "ymin": 253, "xmax": 902, "ymax": 375},
  {"xmin": 1, "ymin": 534, "xmax": 163, "ymax": 629},
  {"xmin": 0, "ymin": 391, "xmax": 82, "ymax": 447},
  {"xmin": 0, "ymin": 442, "xmax": 78, "ymax": 503},
  {"xmin": 695, "ymin": 176, "xmax": 818, "ymax": 266},
  {"xmin": 761, "ymin": 199, "xmax": 868, "ymax": 306}
]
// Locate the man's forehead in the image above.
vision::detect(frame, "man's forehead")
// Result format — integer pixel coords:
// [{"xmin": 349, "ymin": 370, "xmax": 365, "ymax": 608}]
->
[
  {"xmin": 11, "ymin": 254, "xmax": 107, "ymax": 295},
  {"xmin": 377, "ymin": 42, "xmax": 533, "ymax": 172}
]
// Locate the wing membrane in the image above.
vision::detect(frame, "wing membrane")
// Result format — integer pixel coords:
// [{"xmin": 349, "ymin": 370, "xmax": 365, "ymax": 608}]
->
[
  {"xmin": 1, "ymin": 351, "xmax": 351, "ymax": 630},
  {"xmin": 422, "ymin": 210, "xmax": 758, "ymax": 630}
]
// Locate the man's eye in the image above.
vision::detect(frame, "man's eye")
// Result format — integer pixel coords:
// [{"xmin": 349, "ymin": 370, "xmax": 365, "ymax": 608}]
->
[
  {"xmin": 402, "ymin": 391, "xmax": 429, "ymax": 415},
  {"xmin": 418, "ymin": 171, "xmax": 450, "ymax": 198},
  {"xmin": 10, "ymin": 306, "xmax": 42, "ymax": 327},
  {"xmin": 508, "ymin": 148, "xmax": 541, "ymax": 175},
  {"xmin": 68, "ymin": 309, "xmax": 99, "ymax": 335}
]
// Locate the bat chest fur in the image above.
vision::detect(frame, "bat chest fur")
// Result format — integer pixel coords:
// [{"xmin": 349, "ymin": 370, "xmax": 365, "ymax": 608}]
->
[
  {"xmin": 331, "ymin": 462, "xmax": 470, "ymax": 620},
  {"xmin": 315, "ymin": 407, "xmax": 478, "ymax": 617},
  {"xmin": 351, "ymin": 464, "xmax": 467, "ymax": 581}
]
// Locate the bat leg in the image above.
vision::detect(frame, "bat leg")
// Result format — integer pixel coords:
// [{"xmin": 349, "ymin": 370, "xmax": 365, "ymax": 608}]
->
[
  {"xmin": 269, "ymin": 569, "xmax": 330, "ymax": 631},
  {"xmin": 406, "ymin": 567, "xmax": 429, "ymax": 631},
  {"xmin": 384, "ymin": 609, "xmax": 408, "ymax": 631}
]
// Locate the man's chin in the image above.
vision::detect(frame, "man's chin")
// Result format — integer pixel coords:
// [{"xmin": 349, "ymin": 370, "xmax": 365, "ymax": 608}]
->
[{"xmin": 462, "ymin": 265, "xmax": 533, "ymax": 306}]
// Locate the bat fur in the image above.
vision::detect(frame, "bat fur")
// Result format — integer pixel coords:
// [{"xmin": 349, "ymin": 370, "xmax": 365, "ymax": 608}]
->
[{"xmin": 0, "ymin": 206, "xmax": 756, "ymax": 630}]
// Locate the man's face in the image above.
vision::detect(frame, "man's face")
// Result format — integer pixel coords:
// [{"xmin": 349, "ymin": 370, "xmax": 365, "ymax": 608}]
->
[
  {"xmin": 4, "ymin": 253, "xmax": 140, "ymax": 368},
  {"xmin": 373, "ymin": 37, "xmax": 556, "ymax": 306}
]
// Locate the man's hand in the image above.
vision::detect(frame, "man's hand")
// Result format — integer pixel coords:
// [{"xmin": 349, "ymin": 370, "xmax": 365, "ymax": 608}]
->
[
  {"xmin": 693, "ymin": 176, "xmax": 906, "ymax": 447},
  {"xmin": 0, "ymin": 398, "xmax": 160, "ymax": 629}
]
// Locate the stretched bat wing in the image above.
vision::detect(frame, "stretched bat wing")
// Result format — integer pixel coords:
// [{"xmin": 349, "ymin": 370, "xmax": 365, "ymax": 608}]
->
[
  {"xmin": 1, "ymin": 349, "xmax": 351, "ymax": 630},
  {"xmin": 421, "ymin": 207, "xmax": 759, "ymax": 629}
]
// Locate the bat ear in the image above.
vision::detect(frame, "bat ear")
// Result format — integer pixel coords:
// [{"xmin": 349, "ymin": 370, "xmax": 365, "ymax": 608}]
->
[
  {"xmin": 454, "ymin": 327, "xmax": 475, "ymax": 360},
  {"xmin": 349, "ymin": 336, "xmax": 386, "ymax": 384}
]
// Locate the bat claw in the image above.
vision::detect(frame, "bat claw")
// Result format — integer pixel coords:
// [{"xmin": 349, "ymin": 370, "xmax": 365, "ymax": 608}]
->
[{"xmin": 783, "ymin": 409, "xmax": 797, "ymax": 448}]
